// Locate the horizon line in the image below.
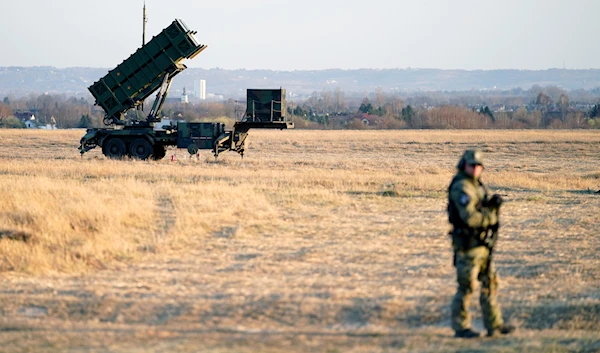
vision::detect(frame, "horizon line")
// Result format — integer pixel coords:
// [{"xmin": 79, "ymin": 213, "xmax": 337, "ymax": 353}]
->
[{"xmin": 1, "ymin": 66, "xmax": 599, "ymax": 72}]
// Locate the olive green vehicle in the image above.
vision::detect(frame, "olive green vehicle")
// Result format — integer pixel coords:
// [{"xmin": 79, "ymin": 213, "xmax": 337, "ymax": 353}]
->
[{"xmin": 79, "ymin": 19, "xmax": 293, "ymax": 160}]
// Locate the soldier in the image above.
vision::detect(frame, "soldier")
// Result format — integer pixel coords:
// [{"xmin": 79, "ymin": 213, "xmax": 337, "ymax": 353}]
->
[{"xmin": 447, "ymin": 149, "xmax": 515, "ymax": 338}]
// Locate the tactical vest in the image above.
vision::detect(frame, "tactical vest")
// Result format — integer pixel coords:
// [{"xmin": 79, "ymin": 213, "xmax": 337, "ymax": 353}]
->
[
  {"xmin": 447, "ymin": 175, "xmax": 486, "ymax": 250},
  {"xmin": 447, "ymin": 176, "xmax": 467, "ymax": 228}
]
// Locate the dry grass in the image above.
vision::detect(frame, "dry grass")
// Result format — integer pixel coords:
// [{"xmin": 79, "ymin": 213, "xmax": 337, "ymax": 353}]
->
[{"xmin": 0, "ymin": 129, "xmax": 599, "ymax": 352}]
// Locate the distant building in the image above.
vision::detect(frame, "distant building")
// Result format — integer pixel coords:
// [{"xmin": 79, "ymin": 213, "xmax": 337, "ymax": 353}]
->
[
  {"xmin": 163, "ymin": 89, "xmax": 190, "ymax": 104},
  {"xmin": 206, "ymin": 93, "xmax": 224, "ymax": 101},
  {"xmin": 24, "ymin": 119, "xmax": 38, "ymax": 129},
  {"xmin": 14, "ymin": 111, "xmax": 35, "ymax": 122},
  {"xmin": 181, "ymin": 87, "xmax": 189, "ymax": 104},
  {"xmin": 13, "ymin": 111, "xmax": 39, "ymax": 128},
  {"xmin": 194, "ymin": 79, "xmax": 206, "ymax": 100},
  {"xmin": 360, "ymin": 113, "xmax": 379, "ymax": 126},
  {"xmin": 39, "ymin": 124, "xmax": 57, "ymax": 130}
]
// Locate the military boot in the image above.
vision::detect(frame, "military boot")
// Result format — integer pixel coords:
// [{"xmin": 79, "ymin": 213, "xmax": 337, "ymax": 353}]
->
[
  {"xmin": 454, "ymin": 328, "xmax": 480, "ymax": 338},
  {"xmin": 487, "ymin": 324, "xmax": 515, "ymax": 337}
]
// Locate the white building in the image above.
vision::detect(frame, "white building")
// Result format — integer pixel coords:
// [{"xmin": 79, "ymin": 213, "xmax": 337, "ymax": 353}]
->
[
  {"xmin": 181, "ymin": 87, "xmax": 189, "ymax": 103},
  {"xmin": 194, "ymin": 79, "xmax": 206, "ymax": 100},
  {"xmin": 24, "ymin": 116, "xmax": 37, "ymax": 128}
]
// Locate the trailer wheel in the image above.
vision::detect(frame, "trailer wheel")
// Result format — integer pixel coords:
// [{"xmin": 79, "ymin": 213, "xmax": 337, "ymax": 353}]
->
[
  {"xmin": 152, "ymin": 145, "xmax": 167, "ymax": 160},
  {"xmin": 102, "ymin": 138, "xmax": 127, "ymax": 159},
  {"xmin": 129, "ymin": 138, "xmax": 153, "ymax": 160}
]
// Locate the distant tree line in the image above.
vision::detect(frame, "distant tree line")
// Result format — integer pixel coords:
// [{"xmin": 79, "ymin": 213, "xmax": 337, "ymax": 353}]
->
[
  {"xmin": 0, "ymin": 94, "xmax": 93, "ymax": 129},
  {"xmin": 1, "ymin": 85, "xmax": 600, "ymax": 129},
  {"xmin": 287, "ymin": 85, "xmax": 600, "ymax": 129}
]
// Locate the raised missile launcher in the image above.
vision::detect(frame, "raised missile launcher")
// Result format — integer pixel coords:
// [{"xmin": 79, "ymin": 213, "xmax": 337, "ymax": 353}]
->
[{"xmin": 79, "ymin": 19, "xmax": 292, "ymax": 160}]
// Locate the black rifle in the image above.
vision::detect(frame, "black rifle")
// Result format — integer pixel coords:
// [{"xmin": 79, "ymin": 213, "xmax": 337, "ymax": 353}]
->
[
  {"xmin": 484, "ymin": 194, "xmax": 503, "ymax": 274},
  {"xmin": 485, "ymin": 224, "xmax": 498, "ymax": 267}
]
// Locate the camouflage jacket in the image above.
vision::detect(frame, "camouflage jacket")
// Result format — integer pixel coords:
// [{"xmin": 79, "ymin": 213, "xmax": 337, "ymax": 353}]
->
[{"xmin": 448, "ymin": 170, "xmax": 498, "ymax": 248}]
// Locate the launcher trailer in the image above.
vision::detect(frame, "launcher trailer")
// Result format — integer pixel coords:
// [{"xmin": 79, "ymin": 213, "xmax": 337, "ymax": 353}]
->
[{"xmin": 79, "ymin": 19, "xmax": 292, "ymax": 160}]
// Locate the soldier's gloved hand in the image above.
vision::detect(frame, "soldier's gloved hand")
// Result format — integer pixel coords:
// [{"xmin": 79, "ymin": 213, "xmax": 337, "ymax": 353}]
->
[
  {"xmin": 490, "ymin": 222, "xmax": 499, "ymax": 232},
  {"xmin": 484, "ymin": 209, "xmax": 498, "ymax": 229},
  {"xmin": 488, "ymin": 194, "xmax": 503, "ymax": 210}
]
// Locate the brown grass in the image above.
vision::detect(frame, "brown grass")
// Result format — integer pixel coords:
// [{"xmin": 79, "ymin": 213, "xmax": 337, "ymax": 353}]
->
[{"xmin": 0, "ymin": 129, "xmax": 599, "ymax": 352}]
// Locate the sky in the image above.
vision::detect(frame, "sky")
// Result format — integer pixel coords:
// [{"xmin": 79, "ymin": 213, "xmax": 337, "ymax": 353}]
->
[{"xmin": 0, "ymin": 0, "xmax": 598, "ymax": 71}]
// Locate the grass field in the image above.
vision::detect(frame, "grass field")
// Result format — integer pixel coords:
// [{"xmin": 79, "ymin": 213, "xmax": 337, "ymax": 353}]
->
[{"xmin": 0, "ymin": 129, "xmax": 599, "ymax": 352}]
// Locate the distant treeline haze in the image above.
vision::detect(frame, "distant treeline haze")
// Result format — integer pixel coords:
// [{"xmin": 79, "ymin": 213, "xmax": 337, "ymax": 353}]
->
[{"xmin": 1, "ymin": 85, "xmax": 599, "ymax": 129}]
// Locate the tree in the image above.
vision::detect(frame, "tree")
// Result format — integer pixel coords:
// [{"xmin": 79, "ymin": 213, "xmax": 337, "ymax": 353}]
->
[
  {"xmin": 402, "ymin": 105, "xmax": 415, "ymax": 125},
  {"xmin": 1, "ymin": 116, "xmax": 25, "ymax": 128},
  {"xmin": 528, "ymin": 84, "xmax": 544, "ymax": 103},
  {"xmin": 390, "ymin": 97, "xmax": 404, "ymax": 117},
  {"xmin": 535, "ymin": 92, "xmax": 552, "ymax": 106},
  {"xmin": 333, "ymin": 88, "xmax": 346, "ymax": 113},
  {"xmin": 0, "ymin": 102, "xmax": 11, "ymax": 119},
  {"xmin": 546, "ymin": 86, "xmax": 567, "ymax": 103},
  {"xmin": 558, "ymin": 93, "xmax": 569, "ymax": 121},
  {"xmin": 558, "ymin": 94, "xmax": 569, "ymax": 107},
  {"xmin": 479, "ymin": 106, "xmax": 495, "ymax": 122},
  {"xmin": 358, "ymin": 98, "xmax": 374, "ymax": 114},
  {"xmin": 321, "ymin": 90, "xmax": 333, "ymax": 114},
  {"xmin": 78, "ymin": 114, "xmax": 93, "ymax": 128},
  {"xmin": 590, "ymin": 104, "xmax": 599, "ymax": 118},
  {"xmin": 292, "ymin": 105, "xmax": 308, "ymax": 117},
  {"xmin": 375, "ymin": 87, "xmax": 385, "ymax": 108},
  {"xmin": 2, "ymin": 97, "xmax": 9, "ymax": 105}
]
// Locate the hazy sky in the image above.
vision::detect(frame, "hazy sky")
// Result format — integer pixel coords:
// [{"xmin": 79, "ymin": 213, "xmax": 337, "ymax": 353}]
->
[{"xmin": 1, "ymin": 0, "xmax": 598, "ymax": 70}]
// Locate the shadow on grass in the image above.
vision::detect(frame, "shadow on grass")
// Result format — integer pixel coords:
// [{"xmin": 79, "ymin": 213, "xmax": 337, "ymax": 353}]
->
[
  {"xmin": 506, "ymin": 302, "xmax": 600, "ymax": 331},
  {"xmin": 0, "ymin": 229, "xmax": 32, "ymax": 242},
  {"xmin": 347, "ymin": 190, "xmax": 443, "ymax": 198},
  {"xmin": 566, "ymin": 189, "xmax": 600, "ymax": 195}
]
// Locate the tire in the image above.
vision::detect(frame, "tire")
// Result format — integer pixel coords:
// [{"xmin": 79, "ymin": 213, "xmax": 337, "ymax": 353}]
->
[
  {"xmin": 102, "ymin": 138, "xmax": 127, "ymax": 159},
  {"xmin": 129, "ymin": 138, "xmax": 153, "ymax": 160},
  {"xmin": 152, "ymin": 145, "xmax": 167, "ymax": 160}
]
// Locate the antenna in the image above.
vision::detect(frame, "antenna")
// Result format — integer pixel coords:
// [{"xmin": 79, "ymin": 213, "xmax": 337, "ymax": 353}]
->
[
  {"xmin": 143, "ymin": 2, "xmax": 147, "ymax": 45},
  {"xmin": 140, "ymin": 2, "xmax": 148, "ymax": 112}
]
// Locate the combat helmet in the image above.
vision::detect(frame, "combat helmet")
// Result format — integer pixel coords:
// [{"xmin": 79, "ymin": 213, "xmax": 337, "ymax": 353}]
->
[{"xmin": 458, "ymin": 149, "xmax": 484, "ymax": 170}]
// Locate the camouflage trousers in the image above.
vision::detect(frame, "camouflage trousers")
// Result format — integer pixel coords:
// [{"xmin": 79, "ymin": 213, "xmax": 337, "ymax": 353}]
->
[{"xmin": 451, "ymin": 246, "xmax": 504, "ymax": 331}]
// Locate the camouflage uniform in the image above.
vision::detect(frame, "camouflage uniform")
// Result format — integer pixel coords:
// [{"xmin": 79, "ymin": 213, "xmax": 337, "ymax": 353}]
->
[{"xmin": 447, "ymin": 150, "xmax": 506, "ymax": 337}]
